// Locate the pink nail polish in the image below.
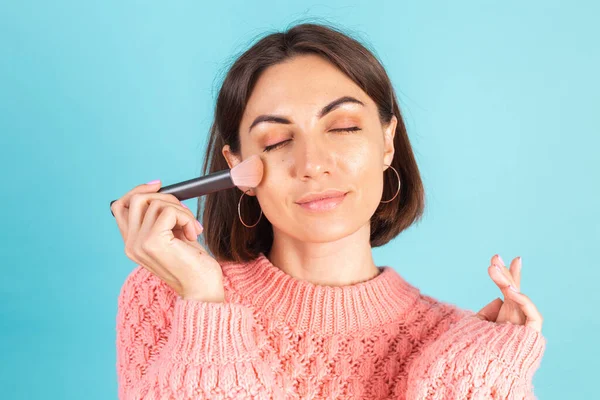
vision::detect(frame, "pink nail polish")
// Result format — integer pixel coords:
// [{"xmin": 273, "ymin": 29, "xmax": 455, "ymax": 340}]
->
[
  {"xmin": 196, "ymin": 220, "xmax": 203, "ymax": 232},
  {"xmin": 497, "ymin": 254, "xmax": 505, "ymax": 266},
  {"xmin": 182, "ymin": 203, "xmax": 189, "ymax": 209},
  {"xmin": 509, "ymin": 285, "xmax": 519, "ymax": 293},
  {"xmin": 146, "ymin": 179, "xmax": 160, "ymax": 185}
]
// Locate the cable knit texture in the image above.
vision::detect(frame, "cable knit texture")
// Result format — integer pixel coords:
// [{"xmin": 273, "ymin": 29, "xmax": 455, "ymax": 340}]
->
[{"xmin": 116, "ymin": 253, "xmax": 546, "ymax": 399}]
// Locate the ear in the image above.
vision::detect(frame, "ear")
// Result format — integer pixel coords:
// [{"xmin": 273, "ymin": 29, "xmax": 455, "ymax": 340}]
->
[
  {"xmin": 222, "ymin": 144, "xmax": 256, "ymax": 195},
  {"xmin": 382, "ymin": 115, "xmax": 397, "ymax": 168},
  {"xmin": 221, "ymin": 144, "xmax": 242, "ymax": 170}
]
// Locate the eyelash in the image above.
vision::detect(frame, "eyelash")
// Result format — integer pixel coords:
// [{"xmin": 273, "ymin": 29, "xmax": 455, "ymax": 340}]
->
[{"xmin": 263, "ymin": 127, "xmax": 361, "ymax": 152}]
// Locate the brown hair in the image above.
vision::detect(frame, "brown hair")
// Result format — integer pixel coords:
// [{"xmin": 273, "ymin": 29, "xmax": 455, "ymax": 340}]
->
[{"xmin": 198, "ymin": 21, "xmax": 425, "ymax": 263}]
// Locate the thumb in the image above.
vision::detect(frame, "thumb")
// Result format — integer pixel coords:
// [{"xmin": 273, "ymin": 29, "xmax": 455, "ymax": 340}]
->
[{"xmin": 475, "ymin": 297, "xmax": 503, "ymax": 321}]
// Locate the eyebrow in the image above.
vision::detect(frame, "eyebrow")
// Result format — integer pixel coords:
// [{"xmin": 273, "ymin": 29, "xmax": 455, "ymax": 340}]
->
[{"xmin": 248, "ymin": 95, "xmax": 365, "ymax": 133}]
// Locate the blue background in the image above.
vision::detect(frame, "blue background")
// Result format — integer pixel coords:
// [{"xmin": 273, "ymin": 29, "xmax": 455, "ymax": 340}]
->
[{"xmin": 2, "ymin": 1, "xmax": 598, "ymax": 398}]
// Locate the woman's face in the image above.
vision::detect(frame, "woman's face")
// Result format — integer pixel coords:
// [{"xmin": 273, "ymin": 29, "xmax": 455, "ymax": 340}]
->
[{"xmin": 223, "ymin": 54, "xmax": 397, "ymax": 243}]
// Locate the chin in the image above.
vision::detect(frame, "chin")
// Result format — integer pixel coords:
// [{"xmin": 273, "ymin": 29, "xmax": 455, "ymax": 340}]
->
[{"xmin": 297, "ymin": 220, "xmax": 360, "ymax": 242}]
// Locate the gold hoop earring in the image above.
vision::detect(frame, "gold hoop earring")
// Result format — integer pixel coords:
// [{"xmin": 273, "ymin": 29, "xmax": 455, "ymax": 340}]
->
[
  {"xmin": 380, "ymin": 164, "xmax": 401, "ymax": 204},
  {"xmin": 238, "ymin": 189, "xmax": 263, "ymax": 228}
]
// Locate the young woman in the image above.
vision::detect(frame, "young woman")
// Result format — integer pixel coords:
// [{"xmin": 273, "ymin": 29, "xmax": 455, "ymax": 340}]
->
[{"xmin": 112, "ymin": 23, "xmax": 545, "ymax": 399}]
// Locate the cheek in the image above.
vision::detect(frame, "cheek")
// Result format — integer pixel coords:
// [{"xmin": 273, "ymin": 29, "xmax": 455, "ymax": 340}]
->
[
  {"xmin": 341, "ymin": 142, "xmax": 385, "ymax": 206},
  {"xmin": 340, "ymin": 140, "xmax": 381, "ymax": 180},
  {"xmin": 357, "ymin": 164, "xmax": 385, "ymax": 204},
  {"xmin": 255, "ymin": 166, "xmax": 289, "ymax": 214}
]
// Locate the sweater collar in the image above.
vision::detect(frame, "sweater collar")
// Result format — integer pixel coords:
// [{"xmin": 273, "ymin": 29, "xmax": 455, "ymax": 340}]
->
[{"xmin": 221, "ymin": 252, "xmax": 421, "ymax": 335}]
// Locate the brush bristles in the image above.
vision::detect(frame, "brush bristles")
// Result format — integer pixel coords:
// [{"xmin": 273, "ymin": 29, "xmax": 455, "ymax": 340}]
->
[{"xmin": 230, "ymin": 154, "xmax": 264, "ymax": 188}]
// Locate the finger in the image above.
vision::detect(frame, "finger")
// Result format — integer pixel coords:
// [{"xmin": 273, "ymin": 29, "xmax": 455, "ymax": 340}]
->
[
  {"xmin": 132, "ymin": 201, "xmax": 180, "ymax": 282},
  {"xmin": 181, "ymin": 202, "xmax": 203, "ymax": 235},
  {"xmin": 127, "ymin": 193, "xmax": 187, "ymax": 244},
  {"xmin": 488, "ymin": 264, "xmax": 528, "ymax": 325},
  {"xmin": 113, "ymin": 180, "xmax": 162, "ymax": 241},
  {"xmin": 140, "ymin": 199, "xmax": 199, "ymax": 243},
  {"xmin": 491, "ymin": 254, "xmax": 517, "ymax": 288},
  {"xmin": 509, "ymin": 256, "xmax": 522, "ymax": 290},
  {"xmin": 121, "ymin": 180, "xmax": 162, "ymax": 209},
  {"xmin": 146, "ymin": 206, "xmax": 208, "ymax": 268},
  {"xmin": 504, "ymin": 289, "xmax": 543, "ymax": 332},
  {"xmin": 113, "ymin": 201, "xmax": 130, "ymax": 241},
  {"xmin": 488, "ymin": 263, "xmax": 524, "ymax": 312},
  {"xmin": 488, "ymin": 264, "xmax": 515, "ymax": 294},
  {"xmin": 476, "ymin": 297, "xmax": 503, "ymax": 321},
  {"xmin": 491, "ymin": 254, "xmax": 505, "ymax": 268}
]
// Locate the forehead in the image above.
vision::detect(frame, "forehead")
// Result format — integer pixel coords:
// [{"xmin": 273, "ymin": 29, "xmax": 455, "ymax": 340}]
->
[{"xmin": 242, "ymin": 55, "xmax": 371, "ymax": 123}]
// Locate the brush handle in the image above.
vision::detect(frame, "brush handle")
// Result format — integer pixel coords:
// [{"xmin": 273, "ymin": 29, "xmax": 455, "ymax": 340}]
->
[{"xmin": 109, "ymin": 170, "xmax": 233, "ymax": 217}]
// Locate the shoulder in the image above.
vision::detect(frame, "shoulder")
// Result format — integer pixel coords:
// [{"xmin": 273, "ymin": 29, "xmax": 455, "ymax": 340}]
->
[
  {"xmin": 416, "ymin": 291, "xmax": 475, "ymax": 318},
  {"xmin": 405, "ymin": 288, "xmax": 476, "ymax": 340}
]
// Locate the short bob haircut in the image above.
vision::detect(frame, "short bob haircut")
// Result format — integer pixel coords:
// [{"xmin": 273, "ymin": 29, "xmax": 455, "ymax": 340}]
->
[{"xmin": 198, "ymin": 22, "xmax": 425, "ymax": 263}]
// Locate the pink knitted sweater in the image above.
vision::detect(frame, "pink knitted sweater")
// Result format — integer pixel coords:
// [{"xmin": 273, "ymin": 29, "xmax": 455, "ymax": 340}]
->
[{"xmin": 116, "ymin": 252, "xmax": 546, "ymax": 399}]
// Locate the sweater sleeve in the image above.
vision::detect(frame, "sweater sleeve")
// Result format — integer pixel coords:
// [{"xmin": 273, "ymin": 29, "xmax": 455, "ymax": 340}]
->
[
  {"xmin": 406, "ymin": 311, "xmax": 546, "ymax": 399},
  {"xmin": 115, "ymin": 266, "xmax": 281, "ymax": 400}
]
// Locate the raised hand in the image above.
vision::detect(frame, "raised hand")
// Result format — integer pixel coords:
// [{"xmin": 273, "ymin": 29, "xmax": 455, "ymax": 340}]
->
[
  {"xmin": 476, "ymin": 255, "xmax": 543, "ymax": 333},
  {"xmin": 111, "ymin": 180, "xmax": 225, "ymax": 302}
]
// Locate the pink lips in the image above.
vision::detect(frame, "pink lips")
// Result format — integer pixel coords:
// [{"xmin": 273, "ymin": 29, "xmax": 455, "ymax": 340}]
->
[{"xmin": 295, "ymin": 190, "xmax": 348, "ymax": 212}]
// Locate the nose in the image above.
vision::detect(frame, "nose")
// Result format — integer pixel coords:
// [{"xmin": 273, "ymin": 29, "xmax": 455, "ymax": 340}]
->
[{"xmin": 294, "ymin": 134, "xmax": 332, "ymax": 181}]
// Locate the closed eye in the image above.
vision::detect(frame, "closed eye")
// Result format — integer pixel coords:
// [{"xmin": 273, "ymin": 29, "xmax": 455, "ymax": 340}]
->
[
  {"xmin": 263, "ymin": 127, "xmax": 361, "ymax": 152},
  {"xmin": 263, "ymin": 139, "xmax": 291, "ymax": 152},
  {"xmin": 330, "ymin": 126, "xmax": 361, "ymax": 133}
]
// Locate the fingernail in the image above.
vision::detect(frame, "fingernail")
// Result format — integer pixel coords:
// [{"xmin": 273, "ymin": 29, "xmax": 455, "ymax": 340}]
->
[
  {"xmin": 494, "ymin": 264, "xmax": 503, "ymax": 273},
  {"xmin": 497, "ymin": 254, "xmax": 505, "ymax": 266},
  {"xmin": 181, "ymin": 203, "xmax": 189, "ymax": 209},
  {"xmin": 146, "ymin": 179, "xmax": 160, "ymax": 185},
  {"xmin": 196, "ymin": 220, "xmax": 203, "ymax": 233},
  {"xmin": 517, "ymin": 256, "xmax": 522, "ymax": 268},
  {"xmin": 509, "ymin": 285, "xmax": 519, "ymax": 293}
]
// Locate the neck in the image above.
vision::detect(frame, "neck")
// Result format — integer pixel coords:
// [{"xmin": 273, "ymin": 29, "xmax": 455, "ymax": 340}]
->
[
  {"xmin": 220, "ymin": 251, "xmax": 420, "ymax": 334},
  {"xmin": 267, "ymin": 222, "xmax": 380, "ymax": 286}
]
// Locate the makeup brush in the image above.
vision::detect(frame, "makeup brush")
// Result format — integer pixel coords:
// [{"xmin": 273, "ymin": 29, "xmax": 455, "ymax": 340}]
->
[{"xmin": 109, "ymin": 155, "xmax": 263, "ymax": 217}]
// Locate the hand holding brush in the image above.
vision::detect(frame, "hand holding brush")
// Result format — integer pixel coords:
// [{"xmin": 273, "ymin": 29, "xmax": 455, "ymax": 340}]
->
[{"xmin": 109, "ymin": 155, "xmax": 263, "ymax": 302}]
